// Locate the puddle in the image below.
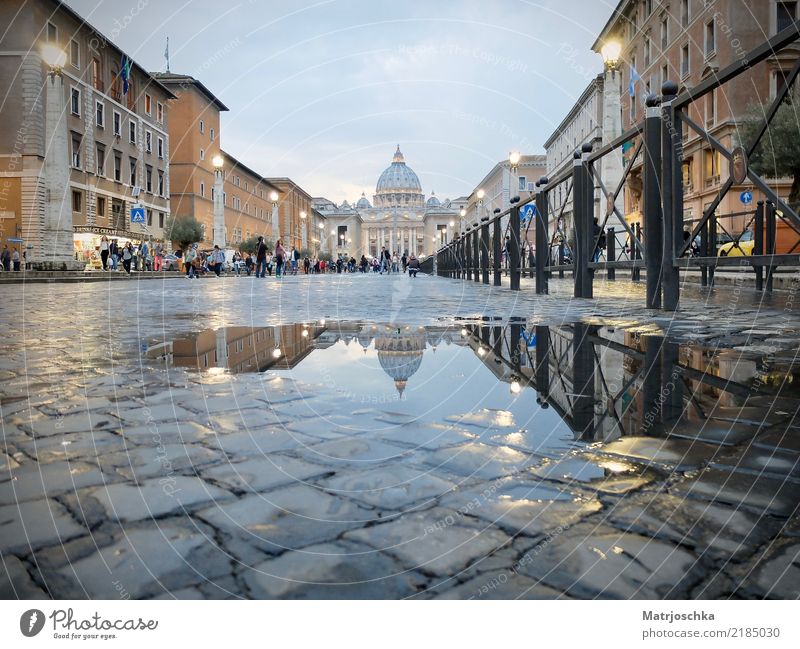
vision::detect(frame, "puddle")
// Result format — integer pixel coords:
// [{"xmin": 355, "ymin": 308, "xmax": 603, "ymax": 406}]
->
[{"xmin": 144, "ymin": 319, "xmax": 800, "ymax": 453}]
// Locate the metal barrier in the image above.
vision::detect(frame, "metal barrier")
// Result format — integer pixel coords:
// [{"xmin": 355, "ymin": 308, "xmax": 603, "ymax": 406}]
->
[{"xmin": 434, "ymin": 22, "xmax": 800, "ymax": 309}]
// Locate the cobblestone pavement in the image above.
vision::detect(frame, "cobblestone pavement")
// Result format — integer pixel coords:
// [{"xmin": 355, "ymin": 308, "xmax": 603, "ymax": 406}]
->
[{"xmin": 1, "ymin": 273, "xmax": 799, "ymax": 599}]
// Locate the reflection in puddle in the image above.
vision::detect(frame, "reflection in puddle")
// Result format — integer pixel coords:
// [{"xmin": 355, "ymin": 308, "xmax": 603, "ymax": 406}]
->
[{"xmin": 146, "ymin": 320, "xmax": 800, "ymax": 449}]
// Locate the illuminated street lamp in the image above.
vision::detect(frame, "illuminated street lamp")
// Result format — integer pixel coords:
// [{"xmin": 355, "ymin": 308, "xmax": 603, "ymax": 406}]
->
[
  {"xmin": 299, "ymin": 210, "xmax": 307, "ymax": 249},
  {"xmin": 601, "ymin": 40, "xmax": 622, "ymax": 73},
  {"xmin": 509, "ymin": 151, "xmax": 521, "ymax": 173},
  {"xmin": 270, "ymin": 190, "xmax": 280, "ymax": 240},
  {"xmin": 41, "ymin": 44, "xmax": 76, "ymax": 268},
  {"xmin": 212, "ymin": 155, "xmax": 225, "ymax": 248}
]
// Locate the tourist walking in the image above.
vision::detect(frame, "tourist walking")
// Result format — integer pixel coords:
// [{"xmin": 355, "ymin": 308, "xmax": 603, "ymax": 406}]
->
[
  {"xmin": 153, "ymin": 245, "xmax": 163, "ymax": 272},
  {"xmin": 100, "ymin": 236, "xmax": 109, "ymax": 270},
  {"xmin": 185, "ymin": 245, "xmax": 197, "ymax": 279},
  {"xmin": 391, "ymin": 252, "xmax": 399, "ymax": 273},
  {"xmin": 121, "ymin": 242, "xmax": 133, "ymax": 274},
  {"xmin": 407, "ymin": 254, "xmax": 420, "ymax": 278},
  {"xmin": 11, "ymin": 247, "xmax": 21, "ymax": 272},
  {"xmin": 255, "ymin": 236, "xmax": 267, "ymax": 278},
  {"xmin": 275, "ymin": 239, "xmax": 286, "ymax": 278},
  {"xmin": 290, "ymin": 246, "xmax": 300, "ymax": 275},
  {"xmin": 211, "ymin": 245, "xmax": 225, "ymax": 277},
  {"xmin": 109, "ymin": 239, "xmax": 119, "ymax": 270},
  {"xmin": 1, "ymin": 245, "xmax": 10, "ymax": 272}
]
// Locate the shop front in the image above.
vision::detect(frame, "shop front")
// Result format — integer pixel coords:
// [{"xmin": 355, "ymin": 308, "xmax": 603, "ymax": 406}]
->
[{"xmin": 73, "ymin": 226, "xmax": 165, "ymax": 271}]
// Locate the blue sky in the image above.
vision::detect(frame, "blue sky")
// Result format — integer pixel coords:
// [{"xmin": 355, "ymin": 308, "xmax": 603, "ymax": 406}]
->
[{"xmin": 64, "ymin": 0, "xmax": 614, "ymax": 203}]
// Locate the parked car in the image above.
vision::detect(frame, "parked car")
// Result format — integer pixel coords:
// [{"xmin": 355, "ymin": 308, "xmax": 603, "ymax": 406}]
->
[
  {"xmin": 718, "ymin": 230, "xmax": 754, "ymax": 256},
  {"xmin": 162, "ymin": 253, "xmax": 180, "ymax": 270}
]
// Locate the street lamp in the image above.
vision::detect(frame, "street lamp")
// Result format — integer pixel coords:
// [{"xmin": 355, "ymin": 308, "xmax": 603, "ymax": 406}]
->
[
  {"xmin": 270, "ymin": 190, "xmax": 279, "ymax": 240},
  {"xmin": 601, "ymin": 40, "xmax": 622, "ymax": 73},
  {"xmin": 41, "ymin": 44, "xmax": 76, "ymax": 269},
  {"xmin": 212, "ymin": 155, "xmax": 225, "ymax": 248},
  {"xmin": 509, "ymin": 150, "xmax": 521, "ymax": 173},
  {"xmin": 300, "ymin": 210, "xmax": 307, "ymax": 250},
  {"xmin": 476, "ymin": 188, "xmax": 485, "ymax": 206}
]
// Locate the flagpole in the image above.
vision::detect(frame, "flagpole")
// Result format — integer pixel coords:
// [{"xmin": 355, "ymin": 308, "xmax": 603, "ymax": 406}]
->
[{"xmin": 165, "ymin": 37, "xmax": 170, "ymax": 72}]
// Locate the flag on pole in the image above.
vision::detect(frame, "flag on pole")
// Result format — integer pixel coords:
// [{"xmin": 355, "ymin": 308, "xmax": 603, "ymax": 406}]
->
[
  {"xmin": 164, "ymin": 37, "xmax": 170, "ymax": 72},
  {"xmin": 119, "ymin": 54, "xmax": 132, "ymax": 94},
  {"xmin": 628, "ymin": 65, "xmax": 641, "ymax": 98}
]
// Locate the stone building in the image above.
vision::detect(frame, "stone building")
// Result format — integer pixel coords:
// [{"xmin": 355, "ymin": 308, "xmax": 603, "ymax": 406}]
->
[
  {"xmin": 592, "ymin": 0, "xmax": 799, "ymax": 236},
  {"xmin": 0, "ymin": 0, "xmax": 173, "ymax": 268},
  {"xmin": 313, "ymin": 146, "xmax": 463, "ymax": 259},
  {"xmin": 155, "ymin": 73, "xmax": 281, "ymax": 249}
]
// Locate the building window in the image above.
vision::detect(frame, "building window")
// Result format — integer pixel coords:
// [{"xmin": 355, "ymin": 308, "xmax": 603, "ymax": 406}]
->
[
  {"xmin": 127, "ymin": 80, "xmax": 135, "ymax": 111},
  {"xmin": 518, "ymin": 176, "xmax": 527, "ymax": 191},
  {"xmin": 682, "ymin": 158, "xmax": 693, "ymax": 193},
  {"xmin": 210, "ymin": 187, "xmax": 215, "ymax": 200},
  {"xmin": 95, "ymin": 100, "xmax": 104, "ymax": 127},
  {"xmin": 159, "ymin": 212, "xmax": 165, "ymax": 229},
  {"xmin": 114, "ymin": 151, "xmax": 122, "ymax": 182},
  {"xmin": 129, "ymin": 121, "xmax": 136, "ymax": 144},
  {"xmin": 210, "ymin": 127, "xmax": 215, "ymax": 142},
  {"xmin": 92, "ymin": 59, "xmax": 102, "ymax": 92},
  {"xmin": 69, "ymin": 39, "xmax": 79, "ymax": 68},
  {"xmin": 662, "ymin": 63, "xmax": 669, "ymax": 89},
  {"xmin": 147, "ymin": 209, "xmax": 153, "ymax": 226},
  {"xmin": 47, "ymin": 22, "xmax": 57, "ymax": 43},
  {"xmin": 200, "ymin": 148, "xmax": 205, "ymax": 161},
  {"xmin": 660, "ymin": 16, "xmax": 668, "ymax": 49},
  {"xmin": 145, "ymin": 165, "xmax": 153, "ymax": 193},
  {"xmin": 96, "ymin": 144, "xmax": 105, "ymax": 176},
  {"xmin": 113, "ymin": 110, "xmax": 121, "ymax": 136},
  {"xmin": 72, "ymin": 190, "xmax": 81, "ymax": 213},
  {"xmin": 234, "ymin": 176, "xmax": 240, "ymax": 187},
  {"xmin": 70, "ymin": 87, "xmax": 80, "ymax": 115},
  {"xmin": 681, "ymin": 0, "xmax": 689, "ymax": 28},
  {"xmin": 199, "ymin": 120, "xmax": 205, "ymax": 134},
  {"xmin": 129, "ymin": 157, "xmax": 137, "ymax": 186},
  {"xmin": 644, "ymin": 36, "xmax": 651, "ymax": 67},
  {"xmin": 97, "ymin": 196, "xmax": 105, "ymax": 219},
  {"xmin": 158, "ymin": 170, "xmax": 164, "ymax": 196},
  {"xmin": 200, "ymin": 182, "xmax": 205, "ymax": 198},
  {"xmin": 705, "ymin": 88, "xmax": 716, "ymax": 126},
  {"xmin": 777, "ymin": 1, "xmax": 798, "ymax": 32},
  {"xmin": 157, "ymin": 102, "xmax": 164, "ymax": 123},
  {"xmin": 704, "ymin": 149, "xmax": 722, "ymax": 185},
  {"xmin": 145, "ymin": 130, "xmax": 152, "ymax": 153},
  {"xmin": 681, "ymin": 43, "xmax": 690, "ymax": 78},
  {"xmin": 144, "ymin": 93, "xmax": 152, "ymax": 115},
  {"xmin": 157, "ymin": 137, "xmax": 164, "ymax": 159},
  {"xmin": 71, "ymin": 133, "xmax": 81, "ymax": 168},
  {"xmin": 705, "ymin": 19, "xmax": 716, "ymax": 57}
]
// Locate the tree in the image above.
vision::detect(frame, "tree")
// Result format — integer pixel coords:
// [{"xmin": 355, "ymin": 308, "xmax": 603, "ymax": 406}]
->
[
  {"xmin": 239, "ymin": 236, "xmax": 273, "ymax": 254},
  {"xmin": 165, "ymin": 215, "xmax": 205, "ymax": 251},
  {"xmin": 738, "ymin": 101, "xmax": 800, "ymax": 208}
]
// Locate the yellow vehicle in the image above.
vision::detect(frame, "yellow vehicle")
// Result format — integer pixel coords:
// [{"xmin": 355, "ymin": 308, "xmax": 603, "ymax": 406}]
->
[{"xmin": 718, "ymin": 230, "xmax": 755, "ymax": 256}]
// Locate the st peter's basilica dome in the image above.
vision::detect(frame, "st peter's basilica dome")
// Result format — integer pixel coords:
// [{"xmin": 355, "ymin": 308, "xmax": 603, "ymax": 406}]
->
[{"xmin": 373, "ymin": 145, "xmax": 425, "ymax": 210}]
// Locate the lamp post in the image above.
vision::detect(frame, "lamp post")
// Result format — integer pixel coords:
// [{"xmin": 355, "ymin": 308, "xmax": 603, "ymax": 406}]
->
[
  {"xmin": 318, "ymin": 222, "xmax": 326, "ymax": 253},
  {"xmin": 459, "ymin": 207, "xmax": 466, "ymax": 236},
  {"xmin": 212, "ymin": 155, "xmax": 225, "ymax": 249},
  {"xmin": 508, "ymin": 151, "xmax": 521, "ymax": 203},
  {"xmin": 41, "ymin": 45, "xmax": 77, "ymax": 269},
  {"xmin": 270, "ymin": 190, "xmax": 279, "ymax": 241},
  {"xmin": 600, "ymin": 40, "xmax": 624, "ymax": 232},
  {"xmin": 300, "ymin": 210, "xmax": 307, "ymax": 250}
]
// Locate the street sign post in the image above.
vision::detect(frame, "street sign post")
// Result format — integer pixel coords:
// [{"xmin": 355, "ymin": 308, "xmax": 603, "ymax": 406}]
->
[
  {"xmin": 130, "ymin": 206, "xmax": 145, "ymax": 224},
  {"xmin": 520, "ymin": 204, "xmax": 537, "ymax": 222},
  {"xmin": 740, "ymin": 191, "xmax": 753, "ymax": 205}
]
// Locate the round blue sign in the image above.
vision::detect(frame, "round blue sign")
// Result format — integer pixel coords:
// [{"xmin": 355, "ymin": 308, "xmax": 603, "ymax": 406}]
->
[{"xmin": 740, "ymin": 191, "xmax": 753, "ymax": 205}]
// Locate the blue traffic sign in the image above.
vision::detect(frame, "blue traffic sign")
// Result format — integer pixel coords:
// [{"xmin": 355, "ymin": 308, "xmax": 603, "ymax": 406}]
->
[
  {"xmin": 740, "ymin": 191, "xmax": 753, "ymax": 205},
  {"xmin": 520, "ymin": 204, "xmax": 537, "ymax": 221},
  {"xmin": 130, "ymin": 206, "xmax": 146, "ymax": 223}
]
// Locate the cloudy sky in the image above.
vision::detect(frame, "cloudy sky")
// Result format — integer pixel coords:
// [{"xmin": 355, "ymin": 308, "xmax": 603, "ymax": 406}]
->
[{"xmin": 64, "ymin": 0, "xmax": 614, "ymax": 203}]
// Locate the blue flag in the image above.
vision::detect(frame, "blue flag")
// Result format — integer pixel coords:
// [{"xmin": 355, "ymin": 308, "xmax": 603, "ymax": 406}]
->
[
  {"xmin": 628, "ymin": 65, "xmax": 641, "ymax": 98},
  {"xmin": 120, "ymin": 54, "xmax": 132, "ymax": 94}
]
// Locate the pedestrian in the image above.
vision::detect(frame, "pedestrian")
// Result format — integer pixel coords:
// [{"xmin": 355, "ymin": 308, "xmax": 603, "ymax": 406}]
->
[
  {"xmin": 1, "ymin": 245, "xmax": 10, "ymax": 272},
  {"xmin": 141, "ymin": 240, "xmax": 149, "ymax": 271},
  {"xmin": 99, "ymin": 235, "xmax": 109, "ymax": 270},
  {"xmin": 303, "ymin": 256, "xmax": 310, "ymax": 274},
  {"xmin": 407, "ymin": 254, "xmax": 420, "ymax": 278},
  {"xmin": 211, "ymin": 244, "xmax": 224, "ymax": 277},
  {"xmin": 255, "ymin": 236, "xmax": 267, "ymax": 278},
  {"xmin": 121, "ymin": 242, "xmax": 133, "ymax": 274},
  {"xmin": 401, "ymin": 252, "xmax": 407, "ymax": 272},
  {"xmin": 109, "ymin": 239, "xmax": 119, "ymax": 270},
  {"xmin": 275, "ymin": 239, "xmax": 286, "ymax": 278},
  {"xmin": 11, "ymin": 247, "xmax": 21, "ymax": 272},
  {"xmin": 592, "ymin": 217, "xmax": 603, "ymax": 263},
  {"xmin": 185, "ymin": 245, "xmax": 197, "ymax": 279},
  {"xmin": 290, "ymin": 246, "xmax": 299, "ymax": 275},
  {"xmin": 391, "ymin": 252, "xmax": 399, "ymax": 273},
  {"xmin": 154, "ymin": 245, "xmax": 163, "ymax": 272}
]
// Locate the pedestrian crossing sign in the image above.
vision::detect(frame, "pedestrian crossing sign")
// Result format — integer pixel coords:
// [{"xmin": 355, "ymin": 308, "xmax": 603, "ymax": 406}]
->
[
  {"xmin": 130, "ymin": 206, "xmax": 145, "ymax": 223},
  {"xmin": 520, "ymin": 204, "xmax": 537, "ymax": 222}
]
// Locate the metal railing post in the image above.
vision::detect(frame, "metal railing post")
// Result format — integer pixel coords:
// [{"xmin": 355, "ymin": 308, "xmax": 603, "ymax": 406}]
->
[
  {"xmin": 473, "ymin": 222, "xmax": 480, "ymax": 283},
  {"xmin": 481, "ymin": 216, "xmax": 490, "ymax": 285},
  {"xmin": 700, "ymin": 219, "xmax": 709, "ymax": 287},
  {"xmin": 509, "ymin": 205, "xmax": 521, "ymax": 291},
  {"xmin": 766, "ymin": 200, "xmax": 776, "ymax": 292},
  {"xmin": 465, "ymin": 227, "xmax": 473, "ymax": 281},
  {"xmin": 644, "ymin": 94, "xmax": 663, "ymax": 309},
  {"xmin": 535, "ymin": 177, "xmax": 549, "ymax": 295},
  {"xmin": 493, "ymin": 215, "xmax": 502, "ymax": 286},
  {"xmin": 709, "ymin": 210, "xmax": 717, "ymax": 287},
  {"xmin": 754, "ymin": 201, "xmax": 764, "ymax": 291},
  {"xmin": 661, "ymin": 82, "xmax": 680, "ymax": 311},
  {"xmin": 573, "ymin": 146, "xmax": 593, "ymax": 298},
  {"xmin": 607, "ymin": 227, "xmax": 616, "ymax": 281},
  {"xmin": 633, "ymin": 222, "xmax": 641, "ymax": 282}
]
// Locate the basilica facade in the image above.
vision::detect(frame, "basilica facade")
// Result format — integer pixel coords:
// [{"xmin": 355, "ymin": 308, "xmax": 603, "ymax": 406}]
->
[{"xmin": 312, "ymin": 146, "xmax": 467, "ymax": 259}]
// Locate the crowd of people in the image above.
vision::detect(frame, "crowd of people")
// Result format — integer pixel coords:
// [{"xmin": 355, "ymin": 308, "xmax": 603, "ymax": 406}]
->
[{"xmin": 0, "ymin": 245, "xmax": 22, "ymax": 272}]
